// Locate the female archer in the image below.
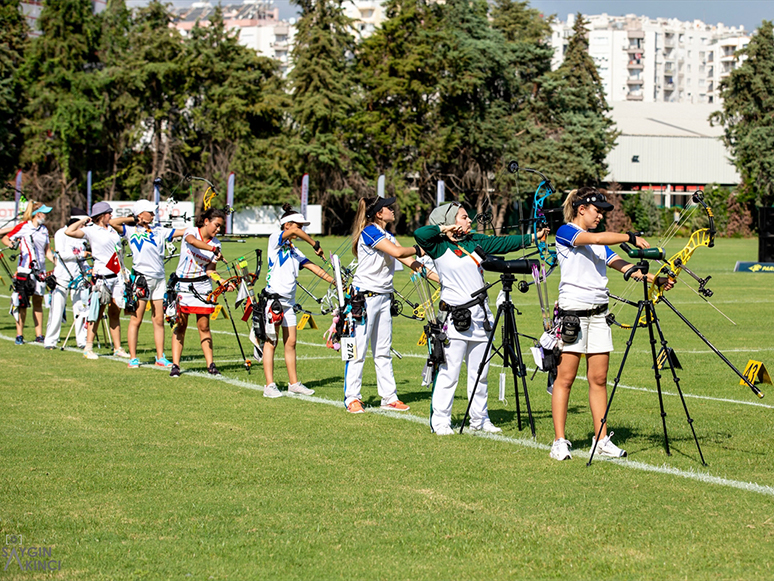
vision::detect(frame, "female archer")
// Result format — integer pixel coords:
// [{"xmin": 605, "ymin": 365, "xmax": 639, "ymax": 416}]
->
[
  {"xmin": 261, "ymin": 204, "xmax": 332, "ymax": 398},
  {"xmin": 168, "ymin": 207, "xmax": 228, "ymax": 377}
]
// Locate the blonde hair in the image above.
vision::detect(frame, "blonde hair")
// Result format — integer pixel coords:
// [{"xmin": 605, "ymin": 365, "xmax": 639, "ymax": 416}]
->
[
  {"xmin": 562, "ymin": 187, "xmax": 600, "ymax": 223},
  {"xmin": 22, "ymin": 201, "xmax": 43, "ymax": 222},
  {"xmin": 351, "ymin": 197, "xmax": 379, "ymax": 258}
]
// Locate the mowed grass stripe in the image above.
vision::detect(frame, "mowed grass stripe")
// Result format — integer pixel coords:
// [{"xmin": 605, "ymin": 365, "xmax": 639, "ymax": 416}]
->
[{"xmin": 4, "ymin": 332, "xmax": 773, "ymax": 500}]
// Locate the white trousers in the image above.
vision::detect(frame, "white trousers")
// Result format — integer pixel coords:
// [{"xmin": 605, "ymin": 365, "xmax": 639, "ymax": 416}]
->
[
  {"xmin": 44, "ymin": 283, "xmax": 88, "ymax": 348},
  {"xmin": 431, "ymin": 338, "xmax": 491, "ymax": 432},
  {"xmin": 343, "ymin": 293, "xmax": 398, "ymax": 406}
]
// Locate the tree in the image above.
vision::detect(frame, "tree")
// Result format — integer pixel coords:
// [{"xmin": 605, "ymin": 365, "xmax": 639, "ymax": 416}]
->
[
  {"xmin": 531, "ymin": 13, "xmax": 617, "ymax": 190},
  {"xmin": 711, "ymin": 20, "xmax": 774, "ymax": 206},
  {"xmin": 20, "ymin": 0, "xmax": 103, "ymax": 209},
  {"xmin": 0, "ymin": 0, "xmax": 29, "ymax": 181},
  {"xmin": 287, "ymin": 0, "xmax": 361, "ymax": 233},
  {"xmin": 182, "ymin": 7, "xmax": 287, "ymax": 211}
]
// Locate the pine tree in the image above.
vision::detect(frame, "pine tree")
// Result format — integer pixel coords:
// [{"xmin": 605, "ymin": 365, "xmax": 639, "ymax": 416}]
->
[
  {"xmin": 287, "ymin": 0, "xmax": 360, "ymax": 233},
  {"xmin": 21, "ymin": 0, "xmax": 103, "ymax": 205},
  {"xmin": 532, "ymin": 13, "xmax": 617, "ymax": 190},
  {"xmin": 0, "ymin": 0, "xmax": 28, "ymax": 180},
  {"xmin": 712, "ymin": 20, "xmax": 774, "ymax": 206},
  {"xmin": 182, "ymin": 6, "xmax": 286, "ymax": 210}
]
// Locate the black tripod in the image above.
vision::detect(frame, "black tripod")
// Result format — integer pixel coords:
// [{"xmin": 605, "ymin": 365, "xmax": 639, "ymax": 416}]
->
[
  {"xmin": 460, "ymin": 273, "xmax": 536, "ymax": 437},
  {"xmin": 588, "ymin": 259, "xmax": 706, "ymax": 466}
]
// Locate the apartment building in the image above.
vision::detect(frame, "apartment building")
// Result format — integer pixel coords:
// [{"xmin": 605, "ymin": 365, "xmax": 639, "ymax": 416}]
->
[
  {"xmin": 170, "ymin": 0, "xmax": 295, "ymax": 75},
  {"xmin": 550, "ymin": 13, "xmax": 749, "ymax": 104}
]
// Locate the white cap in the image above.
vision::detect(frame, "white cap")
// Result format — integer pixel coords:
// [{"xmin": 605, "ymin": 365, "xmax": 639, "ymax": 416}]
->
[
  {"xmin": 280, "ymin": 212, "xmax": 310, "ymax": 226},
  {"xmin": 132, "ymin": 199, "xmax": 157, "ymax": 216}
]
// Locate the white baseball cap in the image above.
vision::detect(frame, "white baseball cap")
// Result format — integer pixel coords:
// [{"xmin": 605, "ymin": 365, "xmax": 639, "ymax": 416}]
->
[
  {"xmin": 280, "ymin": 212, "xmax": 310, "ymax": 226},
  {"xmin": 132, "ymin": 199, "xmax": 157, "ymax": 216}
]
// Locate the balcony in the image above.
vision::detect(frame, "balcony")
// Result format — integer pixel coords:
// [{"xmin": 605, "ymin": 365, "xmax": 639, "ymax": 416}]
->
[
  {"xmin": 628, "ymin": 59, "xmax": 644, "ymax": 69},
  {"xmin": 627, "ymin": 77, "xmax": 644, "ymax": 85},
  {"xmin": 664, "ymin": 82, "xmax": 675, "ymax": 91},
  {"xmin": 664, "ymin": 36, "xmax": 675, "ymax": 48},
  {"xmin": 623, "ymin": 41, "xmax": 643, "ymax": 52},
  {"xmin": 626, "ymin": 92, "xmax": 644, "ymax": 101}
]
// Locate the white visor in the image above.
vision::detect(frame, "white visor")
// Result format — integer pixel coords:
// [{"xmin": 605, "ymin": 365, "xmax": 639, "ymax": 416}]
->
[{"xmin": 280, "ymin": 212, "xmax": 310, "ymax": 226}]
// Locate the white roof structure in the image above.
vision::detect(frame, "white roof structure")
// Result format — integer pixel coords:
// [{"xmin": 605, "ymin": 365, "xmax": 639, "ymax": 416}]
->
[{"xmin": 604, "ymin": 102, "xmax": 739, "ymax": 186}]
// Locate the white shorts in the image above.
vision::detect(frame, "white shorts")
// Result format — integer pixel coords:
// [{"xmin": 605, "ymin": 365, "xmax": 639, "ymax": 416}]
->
[
  {"xmin": 265, "ymin": 295, "xmax": 297, "ymax": 328},
  {"xmin": 558, "ymin": 299, "xmax": 613, "ymax": 355},
  {"xmin": 96, "ymin": 275, "xmax": 126, "ymax": 309},
  {"xmin": 144, "ymin": 276, "xmax": 166, "ymax": 302}
]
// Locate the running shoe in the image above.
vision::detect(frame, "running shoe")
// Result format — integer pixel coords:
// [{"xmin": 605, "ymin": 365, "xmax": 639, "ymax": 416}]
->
[
  {"xmin": 550, "ymin": 438, "xmax": 572, "ymax": 461},
  {"xmin": 381, "ymin": 400, "xmax": 410, "ymax": 411},
  {"xmin": 83, "ymin": 350, "xmax": 99, "ymax": 360},
  {"xmin": 264, "ymin": 383, "xmax": 282, "ymax": 398},
  {"xmin": 128, "ymin": 358, "xmax": 140, "ymax": 369},
  {"xmin": 593, "ymin": 431, "xmax": 627, "ymax": 458},
  {"xmin": 34, "ymin": 335, "xmax": 44, "ymax": 343},
  {"xmin": 288, "ymin": 382, "xmax": 315, "ymax": 395},
  {"xmin": 155, "ymin": 355, "xmax": 173, "ymax": 368},
  {"xmin": 113, "ymin": 348, "xmax": 131, "ymax": 359},
  {"xmin": 470, "ymin": 420, "xmax": 502, "ymax": 434},
  {"xmin": 434, "ymin": 425, "xmax": 455, "ymax": 436},
  {"xmin": 207, "ymin": 363, "xmax": 221, "ymax": 376},
  {"xmin": 169, "ymin": 364, "xmax": 181, "ymax": 378},
  {"xmin": 14, "ymin": 336, "xmax": 24, "ymax": 345},
  {"xmin": 346, "ymin": 400, "xmax": 364, "ymax": 413}
]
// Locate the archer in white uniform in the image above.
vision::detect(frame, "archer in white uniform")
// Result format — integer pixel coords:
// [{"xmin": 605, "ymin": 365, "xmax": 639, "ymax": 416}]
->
[
  {"xmin": 414, "ymin": 203, "xmax": 546, "ymax": 436},
  {"xmin": 550, "ymin": 187, "xmax": 672, "ymax": 461},
  {"xmin": 261, "ymin": 204, "xmax": 332, "ymax": 398},
  {"xmin": 44, "ymin": 208, "xmax": 89, "ymax": 349},
  {"xmin": 168, "ymin": 207, "xmax": 229, "ymax": 377},
  {"xmin": 110, "ymin": 199, "xmax": 185, "ymax": 369},
  {"xmin": 66, "ymin": 201, "xmax": 128, "ymax": 360},
  {"xmin": 1, "ymin": 201, "xmax": 54, "ymax": 344},
  {"xmin": 344, "ymin": 196, "xmax": 433, "ymax": 414}
]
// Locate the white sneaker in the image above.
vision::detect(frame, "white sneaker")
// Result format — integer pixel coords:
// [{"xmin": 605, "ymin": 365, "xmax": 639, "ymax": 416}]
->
[
  {"xmin": 287, "ymin": 382, "xmax": 314, "ymax": 396},
  {"xmin": 434, "ymin": 425, "xmax": 455, "ymax": 436},
  {"xmin": 263, "ymin": 383, "xmax": 282, "ymax": 399},
  {"xmin": 550, "ymin": 438, "xmax": 572, "ymax": 461},
  {"xmin": 113, "ymin": 348, "xmax": 131, "ymax": 359},
  {"xmin": 83, "ymin": 350, "xmax": 99, "ymax": 360},
  {"xmin": 593, "ymin": 431, "xmax": 627, "ymax": 458},
  {"xmin": 471, "ymin": 421, "xmax": 502, "ymax": 434}
]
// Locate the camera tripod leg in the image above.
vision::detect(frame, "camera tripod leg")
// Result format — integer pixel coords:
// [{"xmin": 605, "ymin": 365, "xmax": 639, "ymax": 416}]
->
[
  {"xmin": 589, "ymin": 299, "xmax": 646, "ymax": 466},
  {"xmin": 504, "ymin": 305, "xmax": 535, "ymax": 437},
  {"xmin": 460, "ymin": 306, "xmax": 502, "ymax": 434},
  {"xmin": 650, "ymin": 304, "xmax": 707, "ymax": 466},
  {"xmin": 644, "ymin": 299, "xmax": 672, "ymax": 458}
]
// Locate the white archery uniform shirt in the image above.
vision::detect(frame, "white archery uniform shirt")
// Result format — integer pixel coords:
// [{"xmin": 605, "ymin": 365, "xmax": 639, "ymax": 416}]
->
[
  {"xmin": 53, "ymin": 227, "xmax": 87, "ymax": 282},
  {"xmin": 8, "ymin": 222, "xmax": 49, "ymax": 273},
  {"xmin": 81, "ymin": 224, "xmax": 121, "ymax": 276},
  {"xmin": 264, "ymin": 230, "xmax": 309, "ymax": 301},
  {"xmin": 175, "ymin": 227, "xmax": 220, "ymax": 278},
  {"xmin": 122, "ymin": 224, "xmax": 175, "ymax": 279},
  {"xmin": 555, "ymin": 223, "xmax": 618, "ymax": 305},
  {"xmin": 352, "ymin": 224, "xmax": 396, "ymax": 293}
]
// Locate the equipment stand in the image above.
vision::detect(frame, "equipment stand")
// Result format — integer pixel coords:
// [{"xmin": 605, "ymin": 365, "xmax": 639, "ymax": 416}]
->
[
  {"xmin": 588, "ymin": 260, "xmax": 706, "ymax": 466},
  {"xmin": 460, "ymin": 273, "xmax": 536, "ymax": 437}
]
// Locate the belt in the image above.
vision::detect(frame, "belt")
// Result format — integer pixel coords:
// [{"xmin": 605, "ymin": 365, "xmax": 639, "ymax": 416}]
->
[
  {"xmin": 177, "ymin": 275, "xmax": 209, "ymax": 283},
  {"xmin": 362, "ymin": 290, "xmax": 392, "ymax": 298},
  {"xmin": 558, "ymin": 304, "xmax": 608, "ymax": 318},
  {"xmin": 94, "ymin": 274, "xmax": 118, "ymax": 280}
]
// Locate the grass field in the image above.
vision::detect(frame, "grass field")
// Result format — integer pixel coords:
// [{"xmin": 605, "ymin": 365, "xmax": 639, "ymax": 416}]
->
[{"xmin": 1, "ymin": 235, "xmax": 773, "ymax": 580}]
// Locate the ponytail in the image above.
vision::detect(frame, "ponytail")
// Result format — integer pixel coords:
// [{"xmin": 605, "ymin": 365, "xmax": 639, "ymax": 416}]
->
[
  {"xmin": 351, "ymin": 197, "xmax": 378, "ymax": 258},
  {"xmin": 562, "ymin": 187, "xmax": 599, "ymax": 223},
  {"xmin": 22, "ymin": 201, "xmax": 43, "ymax": 222}
]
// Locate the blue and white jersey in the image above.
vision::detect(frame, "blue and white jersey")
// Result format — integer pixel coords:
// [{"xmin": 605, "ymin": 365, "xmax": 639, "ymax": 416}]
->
[
  {"xmin": 175, "ymin": 227, "xmax": 220, "ymax": 279},
  {"xmin": 556, "ymin": 223, "xmax": 618, "ymax": 305},
  {"xmin": 352, "ymin": 224, "xmax": 396, "ymax": 294},
  {"xmin": 265, "ymin": 230, "xmax": 309, "ymax": 301},
  {"xmin": 122, "ymin": 224, "xmax": 175, "ymax": 279}
]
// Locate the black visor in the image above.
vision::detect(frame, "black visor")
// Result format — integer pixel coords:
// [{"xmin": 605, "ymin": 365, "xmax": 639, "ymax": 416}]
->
[
  {"xmin": 573, "ymin": 191, "xmax": 613, "ymax": 211},
  {"xmin": 366, "ymin": 196, "xmax": 397, "ymax": 219}
]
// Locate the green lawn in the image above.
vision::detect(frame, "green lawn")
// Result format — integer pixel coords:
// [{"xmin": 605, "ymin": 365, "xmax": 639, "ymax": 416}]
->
[{"xmin": 1, "ymin": 236, "xmax": 773, "ymax": 580}]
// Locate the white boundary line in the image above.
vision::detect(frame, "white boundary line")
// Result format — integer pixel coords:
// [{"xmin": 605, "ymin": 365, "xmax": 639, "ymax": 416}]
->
[{"xmin": 3, "ymin": 333, "xmax": 774, "ymax": 498}]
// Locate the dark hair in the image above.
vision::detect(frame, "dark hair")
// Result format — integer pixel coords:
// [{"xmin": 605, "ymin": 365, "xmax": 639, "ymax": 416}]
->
[
  {"xmin": 196, "ymin": 207, "xmax": 228, "ymax": 227},
  {"xmin": 281, "ymin": 203, "xmax": 297, "ymax": 219}
]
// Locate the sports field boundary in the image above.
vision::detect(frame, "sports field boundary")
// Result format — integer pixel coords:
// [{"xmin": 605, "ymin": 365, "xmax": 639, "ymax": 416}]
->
[{"xmin": 3, "ymin": 332, "xmax": 774, "ymax": 499}]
